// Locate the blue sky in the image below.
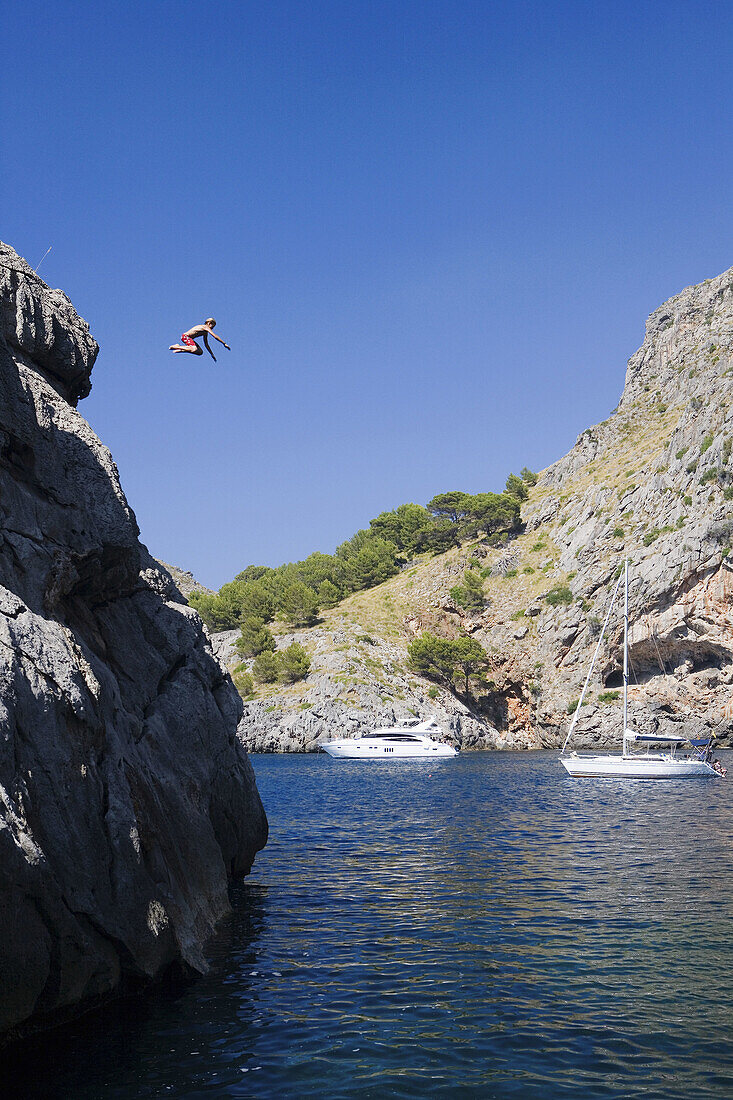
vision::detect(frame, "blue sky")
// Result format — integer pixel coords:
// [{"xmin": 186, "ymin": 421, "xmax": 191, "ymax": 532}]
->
[{"xmin": 4, "ymin": 0, "xmax": 731, "ymax": 587}]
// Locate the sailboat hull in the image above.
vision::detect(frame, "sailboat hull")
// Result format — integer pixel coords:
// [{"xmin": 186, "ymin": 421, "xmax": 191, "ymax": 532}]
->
[{"xmin": 560, "ymin": 754, "xmax": 718, "ymax": 779}]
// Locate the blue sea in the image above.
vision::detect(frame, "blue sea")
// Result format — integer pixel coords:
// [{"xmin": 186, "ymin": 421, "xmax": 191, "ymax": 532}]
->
[{"xmin": 8, "ymin": 750, "xmax": 733, "ymax": 1098}]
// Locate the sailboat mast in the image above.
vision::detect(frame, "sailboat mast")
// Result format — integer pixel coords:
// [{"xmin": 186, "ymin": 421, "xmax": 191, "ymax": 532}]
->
[
  {"xmin": 560, "ymin": 565, "xmax": 626, "ymax": 755},
  {"xmin": 622, "ymin": 558, "xmax": 629, "ymax": 756}
]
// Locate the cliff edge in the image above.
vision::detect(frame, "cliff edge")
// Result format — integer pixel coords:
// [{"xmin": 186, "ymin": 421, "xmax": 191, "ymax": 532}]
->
[{"xmin": 0, "ymin": 244, "xmax": 267, "ymax": 1043}]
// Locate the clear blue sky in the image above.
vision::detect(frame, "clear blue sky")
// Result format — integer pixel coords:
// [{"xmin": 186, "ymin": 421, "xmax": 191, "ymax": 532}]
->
[{"xmin": 4, "ymin": 0, "xmax": 731, "ymax": 588}]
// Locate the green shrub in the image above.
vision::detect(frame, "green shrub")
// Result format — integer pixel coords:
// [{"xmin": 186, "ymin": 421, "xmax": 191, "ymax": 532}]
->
[
  {"xmin": 278, "ymin": 580, "xmax": 321, "ymax": 626},
  {"xmin": 700, "ymin": 468, "xmax": 719, "ymax": 485},
  {"xmin": 427, "ymin": 685, "xmax": 440, "ymax": 699},
  {"xmin": 598, "ymin": 690, "xmax": 620, "ymax": 703},
  {"xmin": 277, "ymin": 642, "xmax": 311, "ymax": 683},
  {"xmin": 675, "ymin": 447, "xmax": 689, "ymax": 460},
  {"xmin": 505, "ymin": 473, "xmax": 529, "ymax": 501},
  {"xmin": 530, "ymin": 541, "xmax": 546, "ymax": 553},
  {"xmin": 318, "ymin": 579, "xmax": 342, "ymax": 608},
  {"xmin": 546, "ymin": 585, "xmax": 573, "ymax": 606},
  {"xmin": 723, "ymin": 438, "xmax": 732, "ymax": 465},
  {"xmin": 700, "ymin": 432, "xmax": 715, "ymax": 454},
  {"xmin": 408, "ymin": 632, "xmax": 491, "ymax": 696},
  {"xmin": 567, "ymin": 698, "xmax": 580, "ymax": 714},
  {"xmin": 643, "ymin": 529, "xmax": 660, "ymax": 546},
  {"xmin": 235, "ymin": 616, "xmax": 276, "ymax": 658},
  {"xmin": 450, "ymin": 569, "xmax": 485, "ymax": 611},
  {"xmin": 683, "ymin": 495, "xmax": 692, "ymax": 506},
  {"xmin": 231, "ymin": 664, "xmax": 254, "ymax": 698},
  {"xmin": 612, "ymin": 526, "xmax": 625, "ymax": 538},
  {"xmin": 252, "ymin": 651, "xmax": 279, "ymax": 683}
]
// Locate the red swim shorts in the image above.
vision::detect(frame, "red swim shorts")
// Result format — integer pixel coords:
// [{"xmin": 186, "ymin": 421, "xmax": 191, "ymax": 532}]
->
[{"xmin": 181, "ymin": 333, "xmax": 196, "ymax": 348}]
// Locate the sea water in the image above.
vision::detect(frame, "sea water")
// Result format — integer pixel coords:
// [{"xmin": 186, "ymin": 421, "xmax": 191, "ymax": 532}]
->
[{"xmin": 7, "ymin": 750, "xmax": 733, "ymax": 1098}]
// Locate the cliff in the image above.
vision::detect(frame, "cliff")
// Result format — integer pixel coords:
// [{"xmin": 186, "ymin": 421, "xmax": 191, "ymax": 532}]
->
[
  {"xmin": 157, "ymin": 561, "xmax": 215, "ymax": 600},
  {"xmin": 0, "ymin": 243, "xmax": 267, "ymax": 1043},
  {"xmin": 225, "ymin": 266, "xmax": 733, "ymax": 752}
]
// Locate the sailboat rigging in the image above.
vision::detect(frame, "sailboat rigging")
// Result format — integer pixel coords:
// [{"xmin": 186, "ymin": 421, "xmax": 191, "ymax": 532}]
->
[{"xmin": 559, "ymin": 559, "xmax": 725, "ymax": 779}]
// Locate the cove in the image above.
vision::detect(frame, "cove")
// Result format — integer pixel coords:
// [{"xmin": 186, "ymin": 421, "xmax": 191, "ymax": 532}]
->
[{"xmin": 7, "ymin": 750, "xmax": 733, "ymax": 1098}]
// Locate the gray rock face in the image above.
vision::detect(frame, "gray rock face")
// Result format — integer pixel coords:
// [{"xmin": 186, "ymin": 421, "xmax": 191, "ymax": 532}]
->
[
  {"xmin": 214, "ymin": 624, "xmax": 516, "ymax": 754},
  {"xmin": 0, "ymin": 244, "xmax": 267, "ymax": 1043},
  {"xmin": 518, "ymin": 265, "xmax": 733, "ymax": 746},
  {"xmin": 225, "ymin": 266, "xmax": 733, "ymax": 754},
  {"xmin": 0, "ymin": 244, "xmax": 98, "ymax": 405}
]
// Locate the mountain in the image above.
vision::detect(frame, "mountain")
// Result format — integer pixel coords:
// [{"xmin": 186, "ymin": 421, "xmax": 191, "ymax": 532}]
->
[
  {"xmin": 0, "ymin": 244, "xmax": 267, "ymax": 1044},
  {"xmin": 221, "ymin": 265, "xmax": 733, "ymax": 752},
  {"xmin": 156, "ymin": 561, "xmax": 215, "ymax": 599}
]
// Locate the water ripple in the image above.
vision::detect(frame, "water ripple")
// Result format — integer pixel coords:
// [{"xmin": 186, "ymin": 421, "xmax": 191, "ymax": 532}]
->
[{"xmin": 6, "ymin": 750, "xmax": 733, "ymax": 1098}]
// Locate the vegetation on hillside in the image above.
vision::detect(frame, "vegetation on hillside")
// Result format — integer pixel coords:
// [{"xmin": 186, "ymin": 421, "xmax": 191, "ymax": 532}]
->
[
  {"xmin": 407, "ymin": 632, "xmax": 492, "ymax": 697},
  {"xmin": 188, "ymin": 471, "xmax": 536, "ymax": 634},
  {"xmin": 251, "ymin": 642, "xmax": 311, "ymax": 685},
  {"xmin": 450, "ymin": 568, "xmax": 486, "ymax": 612},
  {"xmin": 232, "ymin": 642, "xmax": 311, "ymax": 694}
]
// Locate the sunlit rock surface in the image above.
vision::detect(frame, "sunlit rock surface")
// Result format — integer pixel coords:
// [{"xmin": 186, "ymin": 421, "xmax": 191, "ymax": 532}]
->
[{"xmin": 225, "ymin": 267, "xmax": 733, "ymax": 752}]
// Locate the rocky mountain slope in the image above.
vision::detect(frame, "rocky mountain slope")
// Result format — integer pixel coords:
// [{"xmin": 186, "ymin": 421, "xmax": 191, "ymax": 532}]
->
[
  {"xmin": 0, "ymin": 243, "xmax": 267, "ymax": 1044},
  {"xmin": 219, "ymin": 266, "xmax": 733, "ymax": 752},
  {"xmin": 157, "ymin": 561, "xmax": 215, "ymax": 600}
]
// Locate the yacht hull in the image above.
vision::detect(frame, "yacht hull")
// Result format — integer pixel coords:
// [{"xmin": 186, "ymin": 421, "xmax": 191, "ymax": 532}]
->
[
  {"xmin": 322, "ymin": 740, "xmax": 457, "ymax": 759},
  {"xmin": 560, "ymin": 754, "xmax": 717, "ymax": 779}
]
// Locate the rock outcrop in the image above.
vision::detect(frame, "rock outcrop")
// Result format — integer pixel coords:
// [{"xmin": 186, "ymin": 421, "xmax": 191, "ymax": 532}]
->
[
  {"xmin": 517, "ymin": 265, "xmax": 733, "ymax": 746},
  {"xmin": 157, "ymin": 561, "xmax": 215, "ymax": 600},
  {"xmin": 226, "ymin": 265, "xmax": 733, "ymax": 752},
  {"xmin": 212, "ymin": 623, "xmax": 522, "ymax": 753},
  {"xmin": 0, "ymin": 243, "xmax": 267, "ymax": 1044}
]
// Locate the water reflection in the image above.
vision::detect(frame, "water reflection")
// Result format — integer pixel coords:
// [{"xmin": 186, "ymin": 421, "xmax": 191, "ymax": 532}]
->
[{"xmin": 4, "ymin": 751, "xmax": 733, "ymax": 1098}]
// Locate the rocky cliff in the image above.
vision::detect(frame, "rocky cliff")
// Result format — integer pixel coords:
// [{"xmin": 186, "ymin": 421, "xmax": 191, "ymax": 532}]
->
[
  {"xmin": 224, "ymin": 266, "xmax": 733, "ymax": 752},
  {"xmin": 0, "ymin": 243, "xmax": 267, "ymax": 1043}
]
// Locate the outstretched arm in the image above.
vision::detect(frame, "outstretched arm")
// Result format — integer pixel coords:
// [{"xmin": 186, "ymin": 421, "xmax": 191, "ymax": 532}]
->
[
  {"xmin": 203, "ymin": 333, "xmax": 217, "ymax": 361},
  {"xmin": 209, "ymin": 331, "xmax": 231, "ymax": 349}
]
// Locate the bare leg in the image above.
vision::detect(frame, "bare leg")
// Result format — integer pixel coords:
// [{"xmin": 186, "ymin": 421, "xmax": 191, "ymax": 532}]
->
[{"xmin": 169, "ymin": 343, "xmax": 204, "ymax": 355}]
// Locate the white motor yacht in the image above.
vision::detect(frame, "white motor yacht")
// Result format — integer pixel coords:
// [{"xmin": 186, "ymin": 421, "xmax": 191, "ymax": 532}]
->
[{"xmin": 321, "ymin": 718, "xmax": 458, "ymax": 759}]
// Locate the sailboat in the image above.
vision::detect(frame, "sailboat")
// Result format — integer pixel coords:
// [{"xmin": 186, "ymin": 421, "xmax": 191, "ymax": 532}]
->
[{"xmin": 559, "ymin": 560, "xmax": 724, "ymax": 779}]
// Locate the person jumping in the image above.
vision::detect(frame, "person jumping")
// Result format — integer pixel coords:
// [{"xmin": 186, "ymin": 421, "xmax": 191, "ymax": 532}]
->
[{"xmin": 169, "ymin": 318, "xmax": 231, "ymax": 361}]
